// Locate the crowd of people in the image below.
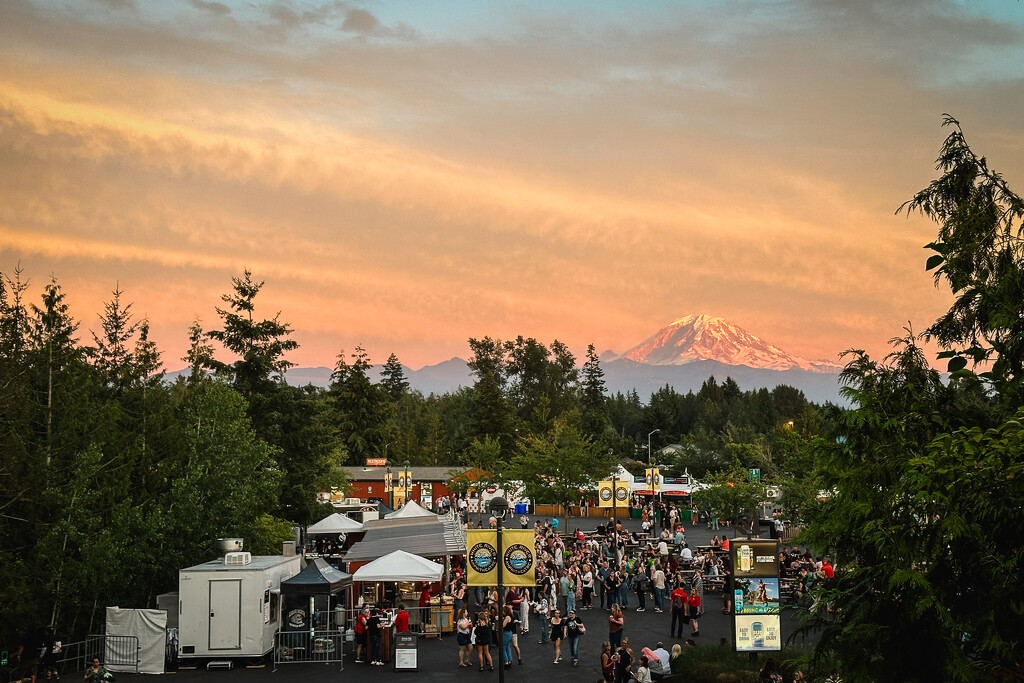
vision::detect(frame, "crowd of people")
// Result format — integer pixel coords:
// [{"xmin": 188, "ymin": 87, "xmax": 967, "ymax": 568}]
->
[
  {"xmin": 441, "ymin": 501, "xmax": 731, "ymax": 679},
  {"xmin": 437, "ymin": 498, "xmax": 839, "ymax": 682}
]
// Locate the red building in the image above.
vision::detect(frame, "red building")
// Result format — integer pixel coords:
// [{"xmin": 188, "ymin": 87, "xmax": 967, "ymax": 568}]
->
[{"xmin": 339, "ymin": 465, "xmax": 469, "ymax": 510}]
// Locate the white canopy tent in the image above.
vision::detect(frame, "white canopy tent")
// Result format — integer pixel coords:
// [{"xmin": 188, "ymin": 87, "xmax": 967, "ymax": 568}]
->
[
  {"xmin": 307, "ymin": 512, "xmax": 363, "ymax": 534},
  {"xmin": 384, "ymin": 499, "xmax": 436, "ymax": 520},
  {"xmin": 352, "ymin": 549, "xmax": 443, "ymax": 582}
]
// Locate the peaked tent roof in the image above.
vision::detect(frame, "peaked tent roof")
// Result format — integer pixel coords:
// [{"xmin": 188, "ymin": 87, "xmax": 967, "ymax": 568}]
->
[
  {"xmin": 307, "ymin": 512, "xmax": 363, "ymax": 534},
  {"xmin": 384, "ymin": 499, "xmax": 437, "ymax": 519},
  {"xmin": 281, "ymin": 558, "xmax": 352, "ymax": 595},
  {"xmin": 352, "ymin": 550, "xmax": 443, "ymax": 582}
]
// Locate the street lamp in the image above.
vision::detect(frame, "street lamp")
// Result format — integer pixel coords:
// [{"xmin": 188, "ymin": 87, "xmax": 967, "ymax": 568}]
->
[
  {"xmin": 402, "ymin": 460, "xmax": 412, "ymax": 507},
  {"xmin": 488, "ymin": 496, "xmax": 509, "ymax": 683},
  {"xmin": 647, "ymin": 428, "xmax": 661, "ymax": 465},
  {"xmin": 609, "ymin": 451, "xmax": 618, "ymax": 564},
  {"xmin": 385, "ymin": 460, "xmax": 393, "ymax": 510},
  {"xmin": 648, "ymin": 428, "xmax": 661, "ymax": 503}
]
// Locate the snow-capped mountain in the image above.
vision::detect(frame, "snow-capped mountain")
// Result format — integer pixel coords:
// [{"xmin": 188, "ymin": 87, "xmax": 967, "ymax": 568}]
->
[{"xmin": 613, "ymin": 314, "xmax": 842, "ymax": 373}]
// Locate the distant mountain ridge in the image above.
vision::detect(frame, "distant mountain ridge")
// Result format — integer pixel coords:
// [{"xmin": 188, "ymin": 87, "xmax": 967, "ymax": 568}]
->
[{"xmin": 164, "ymin": 315, "xmax": 845, "ymax": 403}]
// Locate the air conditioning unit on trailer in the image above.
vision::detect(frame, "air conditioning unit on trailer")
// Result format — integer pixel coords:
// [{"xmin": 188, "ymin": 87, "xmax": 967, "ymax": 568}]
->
[{"xmin": 224, "ymin": 552, "xmax": 252, "ymax": 566}]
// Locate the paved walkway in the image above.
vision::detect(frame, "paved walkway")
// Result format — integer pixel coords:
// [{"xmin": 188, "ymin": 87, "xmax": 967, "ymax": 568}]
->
[{"xmin": 169, "ymin": 512, "xmax": 806, "ymax": 683}]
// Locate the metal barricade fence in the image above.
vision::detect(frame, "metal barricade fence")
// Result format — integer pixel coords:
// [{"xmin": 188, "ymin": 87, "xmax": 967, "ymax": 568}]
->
[
  {"xmin": 273, "ymin": 630, "xmax": 344, "ymax": 671},
  {"xmin": 84, "ymin": 635, "xmax": 140, "ymax": 674},
  {"xmin": 339, "ymin": 606, "xmax": 448, "ymax": 641}
]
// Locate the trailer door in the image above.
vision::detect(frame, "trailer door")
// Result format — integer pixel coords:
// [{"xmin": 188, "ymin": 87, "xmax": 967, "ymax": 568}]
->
[{"xmin": 208, "ymin": 579, "xmax": 242, "ymax": 650}]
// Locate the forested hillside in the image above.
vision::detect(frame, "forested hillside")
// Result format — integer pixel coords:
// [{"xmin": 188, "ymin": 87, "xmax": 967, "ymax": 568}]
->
[{"xmin": 0, "ymin": 269, "xmax": 824, "ymax": 644}]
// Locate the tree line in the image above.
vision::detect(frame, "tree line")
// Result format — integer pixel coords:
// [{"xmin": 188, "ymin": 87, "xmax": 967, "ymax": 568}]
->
[{"xmin": 0, "ymin": 266, "xmax": 822, "ymax": 645}]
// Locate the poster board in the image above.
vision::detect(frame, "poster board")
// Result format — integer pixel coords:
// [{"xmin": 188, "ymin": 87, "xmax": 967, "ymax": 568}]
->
[
  {"xmin": 466, "ymin": 529, "xmax": 535, "ymax": 587},
  {"xmin": 393, "ymin": 633, "xmax": 417, "ymax": 670},
  {"xmin": 731, "ymin": 539, "xmax": 781, "ymax": 652},
  {"xmin": 597, "ymin": 480, "xmax": 630, "ymax": 508}
]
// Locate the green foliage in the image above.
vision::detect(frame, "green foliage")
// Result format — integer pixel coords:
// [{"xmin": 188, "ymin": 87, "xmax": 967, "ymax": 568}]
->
[
  {"xmin": 899, "ymin": 114, "xmax": 1024, "ymax": 405},
  {"xmin": 794, "ymin": 119, "xmax": 1024, "ymax": 679},
  {"xmin": 329, "ymin": 346, "xmax": 393, "ymax": 466},
  {"xmin": 696, "ymin": 470, "xmax": 763, "ymax": 529},
  {"xmin": 509, "ymin": 414, "xmax": 614, "ymax": 527}
]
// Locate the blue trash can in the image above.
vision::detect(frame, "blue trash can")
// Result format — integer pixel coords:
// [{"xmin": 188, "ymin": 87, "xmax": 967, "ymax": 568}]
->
[{"xmin": 514, "ymin": 503, "xmax": 527, "ymax": 514}]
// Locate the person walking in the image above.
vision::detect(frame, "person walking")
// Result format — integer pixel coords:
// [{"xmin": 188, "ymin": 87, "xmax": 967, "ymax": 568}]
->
[
  {"xmin": 549, "ymin": 608, "xmax": 566, "ymax": 663},
  {"xmin": 651, "ymin": 562, "xmax": 666, "ymax": 613},
  {"xmin": 535, "ymin": 593, "xmax": 550, "ymax": 644},
  {"xmin": 633, "ymin": 564, "xmax": 649, "ymax": 611},
  {"xmin": 565, "ymin": 608, "xmax": 584, "ymax": 666},
  {"xmin": 608, "ymin": 603, "xmax": 624, "ymax": 649}
]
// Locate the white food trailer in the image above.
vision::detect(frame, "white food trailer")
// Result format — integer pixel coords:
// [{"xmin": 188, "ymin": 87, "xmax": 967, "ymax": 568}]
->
[{"xmin": 178, "ymin": 551, "xmax": 301, "ymax": 661}]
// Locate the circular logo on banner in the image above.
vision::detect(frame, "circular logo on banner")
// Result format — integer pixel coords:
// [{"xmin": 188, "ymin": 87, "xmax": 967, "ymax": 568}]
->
[
  {"xmin": 615, "ymin": 487, "xmax": 628, "ymax": 502},
  {"xmin": 287, "ymin": 608, "xmax": 306, "ymax": 628},
  {"xmin": 503, "ymin": 544, "xmax": 533, "ymax": 576},
  {"xmin": 600, "ymin": 487, "xmax": 613, "ymax": 502},
  {"xmin": 469, "ymin": 542, "xmax": 497, "ymax": 574}
]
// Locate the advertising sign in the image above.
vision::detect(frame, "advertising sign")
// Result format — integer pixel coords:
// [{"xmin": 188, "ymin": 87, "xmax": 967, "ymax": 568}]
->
[
  {"xmin": 734, "ymin": 615, "xmax": 782, "ymax": 651},
  {"xmin": 366, "ymin": 458, "xmax": 387, "ymax": 467},
  {"xmin": 466, "ymin": 529, "xmax": 535, "ymax": 587},
  {"xmin": 597, "ymin": 481, "xmax": 631, "ymax": 508},
  {"xmin": 732, "ymin": 539, "xmax": 780, "ymax": 652}
]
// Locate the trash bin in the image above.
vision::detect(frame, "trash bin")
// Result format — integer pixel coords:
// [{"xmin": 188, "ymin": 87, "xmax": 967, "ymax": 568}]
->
[
  {"xmin": 514, "ymin": 503, "xmax": 527, "ymax": 514},
  {"xmin": 630, "ymin": 507, "xmax": 642, "ymax": 519}
]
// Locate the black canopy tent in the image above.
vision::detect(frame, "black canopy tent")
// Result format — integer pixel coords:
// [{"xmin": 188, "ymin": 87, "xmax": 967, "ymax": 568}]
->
[{"xmin": 280, "ymin": 558, "xmax": 353, "ymax": 631}]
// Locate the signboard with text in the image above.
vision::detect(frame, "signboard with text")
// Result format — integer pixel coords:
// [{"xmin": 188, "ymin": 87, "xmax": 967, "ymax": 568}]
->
[{"xmin": 731, "ymin": 539, "xmax": 781, "ymax": 652}]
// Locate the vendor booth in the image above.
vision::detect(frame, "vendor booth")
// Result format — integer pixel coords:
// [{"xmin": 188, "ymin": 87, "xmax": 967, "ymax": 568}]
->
[{"xmin": 280, "ymin": 558, "xmax": 353, "ymax": 632}]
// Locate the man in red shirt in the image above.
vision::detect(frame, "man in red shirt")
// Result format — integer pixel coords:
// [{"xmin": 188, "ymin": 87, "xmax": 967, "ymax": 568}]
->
[
  {"xmin": 670, "ymin": 584, "xmax": 688, "ymax": 639},
  {"xmin": 394, "ymin": 606, "xmax": 410, "ymax": 633},
  {"xmin": 821, "ymin": 558, "xmax": 834, "ymax": 579}
]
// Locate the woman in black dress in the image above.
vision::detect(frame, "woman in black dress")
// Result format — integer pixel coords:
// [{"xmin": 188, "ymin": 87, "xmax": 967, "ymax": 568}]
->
[{"xmin": 548, "ymin": 608, "xmax": 565, "ymax": 664}]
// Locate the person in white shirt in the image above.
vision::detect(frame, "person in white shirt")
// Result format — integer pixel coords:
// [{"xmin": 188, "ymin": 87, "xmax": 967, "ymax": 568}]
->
[
  {"xmin": 680, "ymin": 543, "xmax": 693, "ymax": 562},
  {"xmin": 653, "ymin": 643, "xmax": 670, "ymax": 675}
]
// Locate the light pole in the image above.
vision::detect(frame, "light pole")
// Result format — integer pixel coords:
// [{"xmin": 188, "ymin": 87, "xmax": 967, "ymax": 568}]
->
[
  {"xmin": 489, "ymin": 496, "xmax": 509, "ymax": 683},
  {"xmin": 610, "ymin": 453, "xmax": 618, "ymax": 564},
  {"xmin": 402, "ymin": 460, "xmax": 411, "ymax": 507},
  {"xmin": 647, "ymin": 428, "xmax": 661, "ymax": 465},
  {"xmin": 648, "ymin": 428, "xmax": 661, "ymax": 504},
  {"xmin": 385, "ymin": 460, "xmax": 393, "ymax": 510}
]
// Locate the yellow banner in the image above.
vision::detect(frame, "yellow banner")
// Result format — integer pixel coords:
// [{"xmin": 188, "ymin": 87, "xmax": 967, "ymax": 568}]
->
[
  {"xmin": 466, "ymin": 529, "xmax": 536, "ymax": 587},
  {"xmin": 646, "ymin": 467, "xmax": 660, "ymax": 492},
  {"xmin": 598, "ymin": 480, "xmax": 630, "ymax": 507}
]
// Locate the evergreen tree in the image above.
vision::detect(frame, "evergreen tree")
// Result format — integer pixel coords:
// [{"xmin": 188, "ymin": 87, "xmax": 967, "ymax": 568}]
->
[
  {"xmin": 205, "ymin": 269, "xmax": 298, "ymax": 399},
  {"xmin": 329, "ymin": 346, "xmax": 393, "ymax": 465},
  {"xmin": 900, "ymin": 115, "xmax": 1024, "ymax": 404},
  {"xmin": 380, "ymin": 352, "xmax": 410, "ymax": 401}
]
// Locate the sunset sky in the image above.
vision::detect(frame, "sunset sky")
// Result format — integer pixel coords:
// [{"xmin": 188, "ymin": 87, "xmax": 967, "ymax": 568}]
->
[{"xmin": 2, "ymin": 0, "xmax": 1022, "ymax": 372}]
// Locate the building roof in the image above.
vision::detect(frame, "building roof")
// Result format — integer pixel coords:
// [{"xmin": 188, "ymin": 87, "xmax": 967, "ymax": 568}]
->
[
  {"xmin": 344, "ymin": 465, "xmax": 469, "ymax": 482},
  {"xmin": 343, "ymin": 511, "xmax": 465, "ymax": 562}
]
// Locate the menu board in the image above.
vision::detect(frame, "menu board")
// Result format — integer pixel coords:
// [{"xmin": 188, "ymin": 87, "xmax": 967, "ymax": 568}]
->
[
  {"xmin": 393, "ymin": 633, "xmax": 417, "ymax": 670},
  {"xmin": 731, "ymin": 539, "xmax": 781, "ymax": 652}
]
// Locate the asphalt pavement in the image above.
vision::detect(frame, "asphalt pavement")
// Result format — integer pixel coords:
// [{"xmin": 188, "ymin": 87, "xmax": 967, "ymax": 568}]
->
[{"xmin": 166, "ymin": 512, "xmax": 806, "ymax": 683}]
